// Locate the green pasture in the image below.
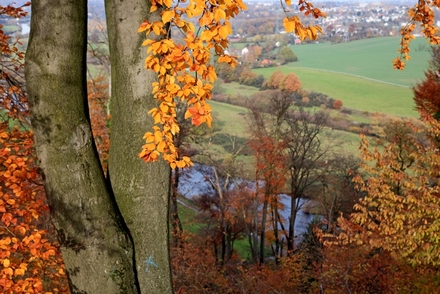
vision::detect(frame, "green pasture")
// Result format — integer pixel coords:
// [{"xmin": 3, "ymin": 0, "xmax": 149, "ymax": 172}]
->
[
  {"xmin": 210, "ymin": 100, "xmax": 249, "ymax": 135},
  {"xmin": 223, "ymin": 82, "xmax": 260, "ymax": 97},
  {"xmin": 327, "ymin": 128, "xmax": 362, "ymax": 156},
  {"xmin": 253, "ymin": 67, "xmax": 418, "ymax": 118},
  {"xmin": 287, "ymin": 36, "xmax": 431, "ymax": 87},
  {"xmin": 300, "ymin": 68, "xmax": 415, "ymax": 118},
  {"xmin": 248, "ymin": 37, "xmax": 433, "ymax": 118}
]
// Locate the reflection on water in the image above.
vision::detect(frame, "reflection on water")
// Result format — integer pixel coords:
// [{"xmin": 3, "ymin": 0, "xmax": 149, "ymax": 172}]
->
[{"xmin": 178, "ymin": 163, "xmax": 321, "ymax": 244}]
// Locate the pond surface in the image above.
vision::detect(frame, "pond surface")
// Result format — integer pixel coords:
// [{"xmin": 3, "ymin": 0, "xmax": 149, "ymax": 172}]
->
[{"xmin": 178, "ymin": 163, "xmax": 320, "ymax": 245}]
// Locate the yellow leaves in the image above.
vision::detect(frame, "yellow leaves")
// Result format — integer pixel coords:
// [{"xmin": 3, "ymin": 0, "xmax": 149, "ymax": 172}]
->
[
  {"xmin": 213, "ymin": 7, "xmax": 226, "ymax": 22},
  {"xmin": 283, "ymin": 17, "xmax": 296, "ymax": 34},
  {"xmin": 200, "ymin": 30, "xmax": 214, "ymax": 42},
  {"xmin": 3, "ymin": 259, "xmax": 10, "ymax": 268},
  {"xmin": 282, "ymin": 0, "xmax": 325, "ymax": 41},
  {"xmin": 138, "ymin": 21, "xmax": 164, "ymax": 36},
  {"xmin": 184, "ymin": 102, "xmax": 212, "ymax": 127},
  {"xmin": 393, "ymin": 58, "xmax": 405, "ymax": 70},
  {"xmin": 138, "ymin": 20, "xmax": 150, "ymax": 33},
  {"xmin": 283, "ymin": 16, "xmax": 322, "ymax": 41},
  {"xmin": 218, "ymin": 54, "xmax": 237, "ymax": 68},
  {"xmin": 42, "ymin": 249, "xmax": 56, "ymax": 260},
  {"xmin": 14, "ymin": 268, "xmax": 25, "ymax": 277},
  {"xmin": 139, "ymin": 0, "xmax": 247, "ymax": 169},
  {"xmin": 162, "ymin": 10, "xmax": 175, "ymax": 24},
  {"xmin": 218, "ymin": 23, "xmax": 232, "ymax": 40},
  {"xmin": 199, "ymin": 11, "xmax": 214, "ymax": 27},
  {"xmin": 393, "ymin": 1, "xmax": 440, "ymax": 70}
]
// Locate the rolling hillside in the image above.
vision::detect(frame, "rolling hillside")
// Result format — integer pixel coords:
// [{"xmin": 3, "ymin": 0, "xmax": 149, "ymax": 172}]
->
[{"xmin": 251, "ymin": 37, "xmax": 432, "ymax": 117}]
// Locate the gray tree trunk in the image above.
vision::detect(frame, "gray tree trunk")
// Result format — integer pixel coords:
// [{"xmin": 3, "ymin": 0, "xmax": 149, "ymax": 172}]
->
[
  {"xmin": 105, "ymin": 0, "xmax": 173, "ymax": 293},
  {"xmin": 25, "ymin": 1, "xmax": 138, "ymax": 293}
]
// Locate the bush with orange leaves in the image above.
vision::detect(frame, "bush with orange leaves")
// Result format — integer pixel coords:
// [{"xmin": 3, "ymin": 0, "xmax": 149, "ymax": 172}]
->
[
  {"xmin": 0, "ymin": 123, "xmax": 69, "ymax": 293},
  {"xmin": 171, "ymin": 232, "xmax": 315, "ymax": 293}
]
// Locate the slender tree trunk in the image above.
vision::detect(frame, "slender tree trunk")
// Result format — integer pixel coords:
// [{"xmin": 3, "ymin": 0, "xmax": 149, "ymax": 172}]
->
[
  {"xmin": 226, "ymin": 224, "xmax": 233, "ymax": 261},
  {"xmin": 25, "ymin": 1, "xmax": 137, "ymax": 292},
  {"xmin": 259, "ymin": 193, "xmax": 269, "ymax": 264},
  {"xmin": 271, "ymin": 198, "xmax": 280, "ymax": 263},
  {"xmin": 105, "ymin": 0, "xmax": 173, "ymax": 292},
  {"xmin": 288, "ymin": 196, "xmax": 300, "ymax": 252},
  {"xmin": 171, "ymin": 168, "xmax": 183, "ymax": 247},
  {"xmin": 252, "ymin": 191, "xmax": 260, "ymax": 262},
  {"xmin": 221, "ymin": 228, "xmax": 226, "ymax": 263}
]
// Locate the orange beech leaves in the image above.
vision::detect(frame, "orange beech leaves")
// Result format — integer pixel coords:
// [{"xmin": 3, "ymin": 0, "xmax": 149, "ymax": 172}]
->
[
  {"xmin": 138, "ymin": 0, "xmax": 246, "ymax": 169},
  {"xmin": 393, "ymin": 0, "xmax": 440, "ymax": 69},
  {"xmin": 0, "ymin": 124, "xmax": 69, "ymax": 293},
  {"xmin": 87, "ymin": 76, "xmax": 110, "ymax": 172},
  {"xmin": 281, "ymin": 0, "xmax": 326, "ymax": 40}
]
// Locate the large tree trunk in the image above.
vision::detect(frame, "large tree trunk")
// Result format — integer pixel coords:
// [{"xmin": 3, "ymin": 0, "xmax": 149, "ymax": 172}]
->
[
  {"xmin": 105, "ymin": 0, "xmax": 173, "ymax": 293},
  {"xmin": 25, "ymin": 1, "xmax": 138, "ymax": 292}
]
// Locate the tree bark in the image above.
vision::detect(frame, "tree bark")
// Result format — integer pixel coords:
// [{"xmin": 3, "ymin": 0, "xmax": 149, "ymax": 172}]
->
[
  {"xmin": 171, "ymin": 169, "xmax": 183, "ymax": 248},
  {"xmin": 105, "ymin": 0, "xmax": 173, "ymax": 293},
  {"xmin": 25, "ymin": 1, "xmax": 137, "ymax": 292}
]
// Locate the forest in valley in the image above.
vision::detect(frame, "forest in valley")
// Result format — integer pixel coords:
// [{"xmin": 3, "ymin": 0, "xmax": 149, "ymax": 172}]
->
[{"xmin": 2, "ymin": 0, "xmax": 440, "ymax": 293}]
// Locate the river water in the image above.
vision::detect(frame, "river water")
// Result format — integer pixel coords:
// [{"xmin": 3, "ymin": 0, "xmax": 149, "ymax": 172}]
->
[{"xmin": 178, "ymin": 163, "xmax": 319, "ymax": 244}]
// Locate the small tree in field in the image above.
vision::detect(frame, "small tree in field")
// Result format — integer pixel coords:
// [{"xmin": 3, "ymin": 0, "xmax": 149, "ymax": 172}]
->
[
  {"xmin": 333, "ymin": 99, "xmax": 343, "ymax": 110},
  {"xmin": 279, "ymin": 46, "xmax": 298, "ymax": 63}
]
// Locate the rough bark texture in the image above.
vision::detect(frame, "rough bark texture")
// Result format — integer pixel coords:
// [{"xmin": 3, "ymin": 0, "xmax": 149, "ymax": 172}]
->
[
  {"xmin": 105, "ymin": 0, "xmax": 173, "ymax": 293},
  {"xmin": 25, "ymin": 1, "xmax": 137, "ymax": 293}
]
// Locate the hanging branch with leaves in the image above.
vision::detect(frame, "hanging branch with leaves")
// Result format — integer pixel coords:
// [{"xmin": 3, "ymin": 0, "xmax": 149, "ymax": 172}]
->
[
  {"xmin": 138, "ymin": 0, "xmax": 328, "ymax": 169},
  {"xmin": 393, "ymin": 0, "xmax": 440, "ymax": 70}
]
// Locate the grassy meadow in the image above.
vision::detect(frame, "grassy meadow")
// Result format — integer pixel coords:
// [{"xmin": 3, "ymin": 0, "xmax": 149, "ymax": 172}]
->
[
  {"xmin": 251, "ymin": 36, "xmax": 432, "ymax": 118},
  {"xmin": 253, "ymin": 67, "xmax": 418, "ymax": 117},
  {"xmin": 283, "ymin": 36, "xmax": 430, "ymax": 87}
]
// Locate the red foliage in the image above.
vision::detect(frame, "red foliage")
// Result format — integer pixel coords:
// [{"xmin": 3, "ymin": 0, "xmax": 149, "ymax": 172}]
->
[
  {"xmin": 0, "ymin": 124, "xmax": 69, "ymax": 293},
  {"xmin": 333, "ymin": 99, "xmax": 343, "ymax": 109},
  {"xmin": 171, "ymin": 233, "xmax": 307, "ymax": 294},
  {"xmin": 248, "ymin": 135, "xmax": 287, "ymax": 191},
  {"xmin": 87, "ymin": 76, "xmax": 110, "ymax": 172},
  {"xmin": 413, "ymin": 70, "xmax": 440, "ymax": 119}
]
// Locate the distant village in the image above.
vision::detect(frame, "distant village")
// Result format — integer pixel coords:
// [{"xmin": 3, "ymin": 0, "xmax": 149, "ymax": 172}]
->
[
  {"xmin": 1, "ymin": 0, "xmax": 434, "ymax": 59},
  {"xmin": 228, "ymin": 0, "xmax": 434, "ymax": 42}
]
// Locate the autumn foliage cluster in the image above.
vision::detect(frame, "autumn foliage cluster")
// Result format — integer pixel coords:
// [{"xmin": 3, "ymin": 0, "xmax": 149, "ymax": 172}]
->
[{"xmin": 0, "ymin": 124, "xmax": 68, "ymax": 293}]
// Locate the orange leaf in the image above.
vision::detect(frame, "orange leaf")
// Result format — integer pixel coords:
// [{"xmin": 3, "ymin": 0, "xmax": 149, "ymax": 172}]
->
[
  {"xmin": 162, "ymin": 10, "xmax": 175, "ymax": 24},
  {"xmin": 3, "ymin": 259, "xmax": 10, "ymax": 267},
  {"xmin": 14, "ymin": 268, "xmax": 25, "ymax": 277}
]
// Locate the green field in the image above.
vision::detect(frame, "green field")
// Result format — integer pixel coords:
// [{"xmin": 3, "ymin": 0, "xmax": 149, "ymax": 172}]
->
[
  {"xmin": 285, "ymin": 36, "xmax": 430, "ymax": 87},
  {"xmin": 223, "ymin": 82, "xmax": 260, "ymax": 97},
  {"xmin": 210, "ymin": 100, "xmax": 249, "ymax": 135},
  {"xmin": 254, "ymin": 67, "xmax": 417, "ymax": 117},
  {"xmin": 250, "ymin": 37, "xmax": 433, "ymax": 118}
]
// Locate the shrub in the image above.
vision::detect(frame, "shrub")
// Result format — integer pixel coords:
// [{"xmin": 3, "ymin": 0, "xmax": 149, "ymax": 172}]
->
[{"xmin": 333, "ymin": 99, "xmax": 343, "ymax": 109}]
